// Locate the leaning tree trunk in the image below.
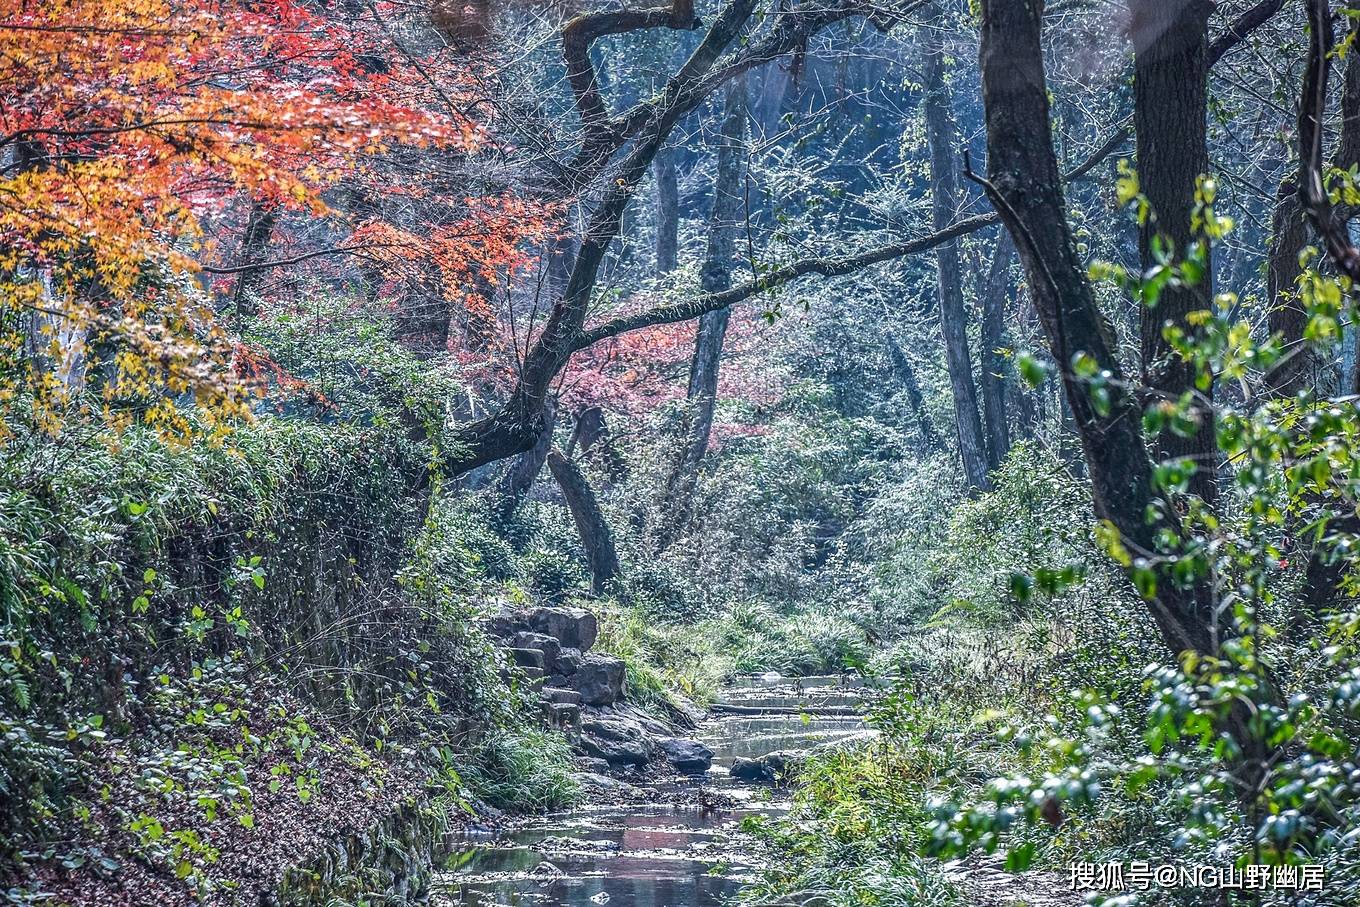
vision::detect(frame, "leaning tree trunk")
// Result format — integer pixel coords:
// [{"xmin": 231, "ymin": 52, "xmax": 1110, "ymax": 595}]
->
[
  {"xmin": 1130, "ymin": 0, "xmax": 1219, "ymax": 508},
  {"xmin": 494, "ymin": 399, "xmax": 557, "ymax": 523},
  {"xmin": 1291, "ymin": 9, "xmax": 1360, "ymax": 617},
  {"xmin": 980, "ymin": 230, "xmax": 1016, "ymax": 470},
  {"xmin": 547, "ymin": 449, "xmax": 620, "ymax": 595},
  {"xmin": 682, "ymin": 75, "xmax": 748, "ymax": 469},
  {"xmin": 923, "ymin": 14, "xmax": 991, "ymax": 492},
  {"xmin": 1266, "ymin": 15, "xmax": 1360, "ymax": 399},
  {"xmin": 654, "ymin": 146, "xmax": 680, "ymax": 275},
  {"xmin": 566, "ymin": 406, "xmax": 628, "ymax": 483}
]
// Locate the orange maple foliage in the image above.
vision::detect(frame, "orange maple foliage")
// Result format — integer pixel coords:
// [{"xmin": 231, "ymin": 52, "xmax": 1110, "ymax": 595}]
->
[
  {"xmin": 351, "ymin": 195, "xmax": 558, "ymax": 341},
  {"xmin": 0, "ymin": 0, "xmax": 482, "ymax": 441}
]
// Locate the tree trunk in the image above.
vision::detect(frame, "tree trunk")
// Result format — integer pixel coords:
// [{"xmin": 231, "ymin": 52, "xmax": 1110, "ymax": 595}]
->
[
  {"xmin": 654, "ymin": 146, "xmax": 680, "ymax": 275},
  {"xmin": 1265, "ymin": 16, "xmax": 1360, "ymax": 399},
  {"xmin": 977, "ymin": 0, "xmax": 1217, "ymax": 659},
  {"xmin": 1274, "ymin": 15, "xmax": 1360, "ymax": 615},
  {"xmin": 885, "ymin": 333, "xmax": 943, "ymax": 452},
  {"xmin": 495, "ymin": 400, "xmax": 556, "ymax": 523},
  {"xmin": 683, "ymin": 75, "xmax": 748, "ymax": 470},
  {"xmin": 1130, "ymin": 0, "xmax": 1219, "ymax": 507},
  {"xmin": 655, "ymin": 78, "xmax": 748, "ymax": 548},
  {"xmin": 567, "ymin": 406, "xmax": 628, "ymax": 482},
  {"xmin": 547, "ymin": 449, "xmax": 620, "ymax": 595},
  {"xmin": 232, "ymin": 200, "xmax": 278, "ymax": 321},
  {"xmin": 1264, "ymin": 182, "xmax": 1314, "ymax": 397},
  {"xmin": 980, "ymin": 230, "xmax": 1015, "ymax": 469},
  {"xmin": 923, "ymin": 16, "xmax": 991, "ymax": 492}
]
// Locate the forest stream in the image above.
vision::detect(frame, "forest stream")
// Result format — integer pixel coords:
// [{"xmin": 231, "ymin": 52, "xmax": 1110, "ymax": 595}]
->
[{"xmin": 433, "ymin": 675, "xmax": 868, "ymax": 906}]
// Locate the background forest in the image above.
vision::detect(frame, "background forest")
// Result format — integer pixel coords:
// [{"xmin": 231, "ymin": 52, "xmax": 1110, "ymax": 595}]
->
[{"xmin": 6, "ymin": 0, "xmax": 1360, "ymax": 904}]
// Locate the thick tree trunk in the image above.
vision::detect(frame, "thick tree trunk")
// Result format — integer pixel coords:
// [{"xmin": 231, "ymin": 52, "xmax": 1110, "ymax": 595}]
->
[
  {"xmin": 977, "ymin": 0, "xmax": 1217, "ymax": 659},
  {"xmin": 1130, "ymin": 0, "xmax": 1219, "ymax": 507},
  {"xmin": 923, "ymin": 16, "xmax": 991, "ymax": 492},
  {"xmin": 980, "ymin": 230, "xmax": 1015, "ymax": 469},
  {"xmin": 885, "ymin": 333, "xmax": 943, "ymax": 452},
  {"xmin": 547, "ymin": 449, "xmax": 620, "ymax": 595},
  {"xmin": 654, "ymin": 146, "xmax": 680, "ymax": 275}
]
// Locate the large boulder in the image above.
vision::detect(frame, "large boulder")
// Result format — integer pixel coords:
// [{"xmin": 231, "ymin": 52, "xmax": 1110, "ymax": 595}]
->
[
  {"xmin": 574, "ymin": 654, "xmax": 626, "ymax": 706},
  {"xmin": 580, "ymin": 717, "xmax": 653, "ymax": 766},
  {"xmin": 658, "ymin": 737, "xmax": 713, "ymax": 774},
  {"xmin": 528, "ymin": 607, "xmax": 599, "ymax": 651},
  {"xmin": 513, "ymin": 631, "xmax": 562, "ymax": 672}
]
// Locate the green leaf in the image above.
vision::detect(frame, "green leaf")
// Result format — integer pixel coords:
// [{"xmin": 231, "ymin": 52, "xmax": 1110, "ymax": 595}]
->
[
  {"xmin": 1016, "ymin": 352, "xmax": 1049, "ymax": 389},
  {"xmin": 1005, "ymin": 843, "xmax": 1036, "ymax": 872}
]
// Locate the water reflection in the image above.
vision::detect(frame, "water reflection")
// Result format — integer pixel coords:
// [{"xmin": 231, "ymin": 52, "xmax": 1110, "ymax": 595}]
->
[{"xmin": 433, "ymin": 675, "xmax": 866, "ymax": 907}]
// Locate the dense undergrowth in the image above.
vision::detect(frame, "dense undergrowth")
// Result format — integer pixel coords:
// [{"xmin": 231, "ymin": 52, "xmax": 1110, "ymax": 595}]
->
[{"xmin": 0, "ymin": 312, "xmax": 581, "ymax": 903}]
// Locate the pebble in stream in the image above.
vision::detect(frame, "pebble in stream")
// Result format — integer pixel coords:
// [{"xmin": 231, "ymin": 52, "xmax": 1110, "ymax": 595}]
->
[{"xmin": 433, "ymin": 676, "xmax": 868, "ymax": 907}]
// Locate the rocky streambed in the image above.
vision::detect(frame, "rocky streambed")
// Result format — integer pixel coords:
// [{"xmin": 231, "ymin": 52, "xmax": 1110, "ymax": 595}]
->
[{"xmin": 431, "ymin": 668, "xmax": 869, "ymax": 907}]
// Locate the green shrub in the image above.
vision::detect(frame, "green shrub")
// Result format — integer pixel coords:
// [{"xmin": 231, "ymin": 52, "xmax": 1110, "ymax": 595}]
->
[
  {"xmin": 594, "ymin": 605, "xmax": 730, "ymax": 709},
  {"xmin": 461, "ymin": 726, "xmax": 578, "ymax": 813}
]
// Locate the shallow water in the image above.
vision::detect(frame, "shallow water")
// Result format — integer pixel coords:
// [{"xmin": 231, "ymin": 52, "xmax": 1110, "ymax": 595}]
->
[{"xmin": 432, "ymin": 675, "xmax": 866, "ymax": 907}]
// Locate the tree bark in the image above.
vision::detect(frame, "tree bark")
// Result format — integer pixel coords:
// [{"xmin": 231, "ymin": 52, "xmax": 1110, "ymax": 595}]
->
[
  {"xmin": 980, "ymin": 230, "xmax": 1015, "ymax": 469},
  {"xmin": 547, "ymin": 449, "xmax": 620, "ymax": 595},
  {"xmin": 494, "ymin": 399, "xmax": 556, "ymax": 523},
  {"xmin": 923, "ymin": 15, "xmax": 990, "ymax": 492},
  {"xmin": 977, "ymin": 0, "xmax": 1217, "ymax": 659},
  {"xmin": 1292, "ymin": 1, "xmax": 1360, "ymax": 618},
  {"xmin": 1264, "ymin": 181, "xmax": 1314, "ymax": 397},
  {"xmin": 657, "ymin": 77, "xmax": 748, "ymax": 547},
  {"xmin": 1130, "ymin": 0, "xmax": 1219, "ymax": 507},
  {"xmin": 567, "ymin": 406, "xmax": 628, "ymax": 482},
  {"xmin": 654, "ymin": 146, "xmax": 680, "ymax": 275}
]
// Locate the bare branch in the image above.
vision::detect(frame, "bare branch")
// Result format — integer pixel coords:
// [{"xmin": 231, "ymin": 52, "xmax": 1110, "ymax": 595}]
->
[{"xmin": 576, "ymin": 114, "xmax": 1134, "ymax": 350}]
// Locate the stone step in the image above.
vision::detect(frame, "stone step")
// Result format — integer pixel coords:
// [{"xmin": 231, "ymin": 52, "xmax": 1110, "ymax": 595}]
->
[
  {"xmin": 508, "ymin": 647, "xmax": 545, "ymax": 670},
  {"xmin": 542, "ymin": 701, "xmax": 581, "ymax": 726},
  {"xmin": 541, "ymin": 686, "xmax": 582, "ymax": 705},
  {"xmin": 513, "ymin": 631, "xmax": 562, "ymax": 671}
]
